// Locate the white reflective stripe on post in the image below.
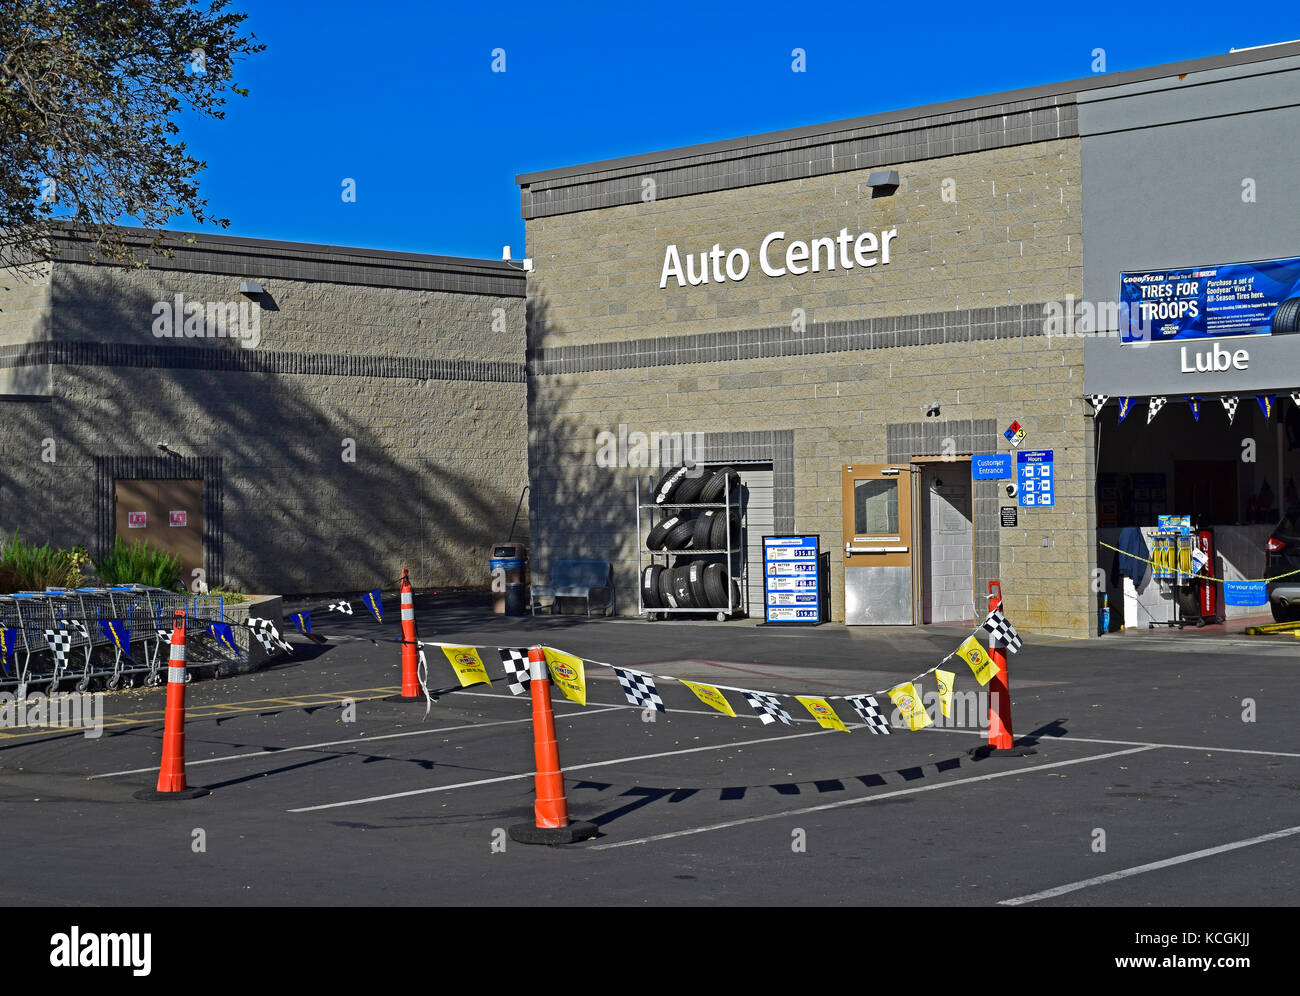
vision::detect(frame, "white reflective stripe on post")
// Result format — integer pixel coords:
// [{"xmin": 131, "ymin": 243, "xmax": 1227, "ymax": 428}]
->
[
  {"xmin": 168, "ymin": 666, "xmax": 186, "ymax": 683},
  {"xmin": 169, "ymin": 644, "xmax": 186, "ymax": 663},
  {"xmin": 401, "ymin": 609, "xmax": 414, "ymax": 621},
  {"xmin": 529, "ymin": 656, "xmax": 548, "ymax": 681}
]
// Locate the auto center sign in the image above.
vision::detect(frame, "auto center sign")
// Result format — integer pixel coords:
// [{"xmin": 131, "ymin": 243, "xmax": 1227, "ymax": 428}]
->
[
  {"xmin": 1119, "ymin": 254, "xmax": 1300, "ymax": 344},
  {"xmin": 660, "ymin": 227, "xmax": 898, "ymax": 288}
]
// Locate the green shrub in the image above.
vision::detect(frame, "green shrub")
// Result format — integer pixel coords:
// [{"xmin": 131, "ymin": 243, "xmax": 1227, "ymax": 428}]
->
[
  {"xmin": 0, "ymin": 532, "xmax": 88, "ymax": 591},
  {"xmin": 95, "ymin": 537, "xmax": 184, "ymax": 589}
]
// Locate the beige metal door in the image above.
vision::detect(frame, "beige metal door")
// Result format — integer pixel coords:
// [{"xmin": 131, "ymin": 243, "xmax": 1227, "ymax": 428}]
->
[
  {"xmin": 114, "ymin": 479, "xmax": 204, "ymax": 585},
  {"xmin": 842, "ymin": 463, "xmax": 918, "ymax": 625}
]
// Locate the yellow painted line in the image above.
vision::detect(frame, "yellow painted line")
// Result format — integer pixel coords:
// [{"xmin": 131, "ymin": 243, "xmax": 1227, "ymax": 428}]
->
[{"xmin": 0, "ymin": 687, "xmax": 399, "ymax": 741}]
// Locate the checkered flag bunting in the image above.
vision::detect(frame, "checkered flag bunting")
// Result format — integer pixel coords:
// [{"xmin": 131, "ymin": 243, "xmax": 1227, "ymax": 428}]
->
[
  {"xmin": 1085, "ymin": 394, "xmax": 1108, "ymax": 417},
  {"xmin": 844, "ymin": 694, "xmax": 892, "ymax": 734},
  {"xmin": 742, "ymin": 690, "xmax": 792, "ymax": 725},
  {"xmin": 1292, "ymin": 392, "xmax": 1300, "ymax": 408},
  {"xmin": 613, "ymin": 667, "xmax": 664, "ymax": 711},
  {"xmin": 1146, "ymin": 396, "xmax": 1166, "ymax": 424},
  {"xmin": 247, "ymin": 618, "xmax": 293, "ymax": 654},
  {"xmin": 43, "ymin": 628, "xmax": 72, "ymax": 668},
  {"xmin": 981, "ymin": 608, "xmax": 1022, "ymax": 653},
  {"xmin": 498, "ymin": 648, "xmax": 531, "ymax": 695},
  {"xmin": 156, "ymin": 628, "xmax": 172, "ymax": 643},
  {"xmin": 328, "ymin": 601, "xmax": 354, "ymax": 615},
  {"xmin": 1222, "ymin": 396, "xmax": 1238, "ymax": 424}
]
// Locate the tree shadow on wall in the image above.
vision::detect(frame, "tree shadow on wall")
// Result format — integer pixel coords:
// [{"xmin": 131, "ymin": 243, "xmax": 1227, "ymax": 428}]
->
[{"xmin": 0, "ymin": 267, "xmax": 527, "ymax": 594}]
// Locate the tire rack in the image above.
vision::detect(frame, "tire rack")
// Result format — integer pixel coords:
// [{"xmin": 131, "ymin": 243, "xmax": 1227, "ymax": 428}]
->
[{"xmin": 635, "ymin": 472, "xmax": 748, "ymax": 621}]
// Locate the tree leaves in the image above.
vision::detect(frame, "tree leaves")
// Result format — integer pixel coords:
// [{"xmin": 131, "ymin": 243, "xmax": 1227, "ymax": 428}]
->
[{"xmin": 0, "ymin": 0, "xmax": 265, "ymax": 269}]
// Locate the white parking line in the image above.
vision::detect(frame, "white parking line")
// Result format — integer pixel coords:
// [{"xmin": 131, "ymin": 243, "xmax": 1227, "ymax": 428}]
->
[
  {"xmin": 288, "ymin": 726, "xmax": 841, "ymax": 812},
  {"xmin": 588, "ymin": 745, "xmax": 1158, "ymax": 850},
  {"xmin": 923, "ymin": 725, "xmax": 1300, "ymax": 759},
  {"xmin": 89, "ymin": 706, "xmax": 623, "ymax": 779},
  {"xmin": 998, "ymin": 823, "xmax": 1300, "ymax": 906}
]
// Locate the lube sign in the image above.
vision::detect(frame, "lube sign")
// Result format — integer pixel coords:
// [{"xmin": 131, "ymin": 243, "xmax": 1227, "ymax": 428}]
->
[
  {"xmin": 1180, "ymin": 341, "xmax": 1249, "ymax": 373},
  {"xmin": 660, "ymin": 227, "xmax": 898, "ymax": 288}
]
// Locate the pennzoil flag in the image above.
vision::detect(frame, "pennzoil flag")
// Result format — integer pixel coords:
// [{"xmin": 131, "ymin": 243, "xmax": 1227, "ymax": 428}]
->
[
  {"xmin": 207, "ymin": 621, "xmax": 240, "ymax": 655},
  {"xmin": 441, "ymin": 647, "xmax": 491, "ymax": 687},
  {"xmin": 613, "ymin": 667, "xmax": 664, "ymax": 712},
  {"xmin": 543, "ymin": 647, "xmax": 586, "ymax": 706},
  {"xmin": 955, "ymin": 635, "xmax": 1000, "ymax": 686},
  {"xmin": 680, "ymin": 679, "xmax": 736, "ymax": 717},
  {"xmin": 797, "ymin": 696, "xmax": 849, "ymax": 732},
  {"xmin": 363, "ymin": 589, "xmax": 384, "ymax": 623},
  {"xmin": 934, "ymin": 668, "xmax": 956, "ymax": 720},
  {"xmin": 498, "ymin": 648, "xmax": 531, "ymax": 695},
  {"xmin": 887, "ymin": 682, "xmax": 933, "ymax": 731}
]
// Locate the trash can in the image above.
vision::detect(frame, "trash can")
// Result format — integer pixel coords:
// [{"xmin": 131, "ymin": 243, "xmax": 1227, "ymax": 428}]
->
[{"xmin": 489, "ymin": 543, "xmax": 527, "ymax": 615}]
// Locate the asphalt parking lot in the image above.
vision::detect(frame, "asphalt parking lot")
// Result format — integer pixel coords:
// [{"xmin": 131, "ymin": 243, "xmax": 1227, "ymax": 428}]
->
[{"xmin": 1, "ymin": 594, "xmax": 1297, "ymax": 908}]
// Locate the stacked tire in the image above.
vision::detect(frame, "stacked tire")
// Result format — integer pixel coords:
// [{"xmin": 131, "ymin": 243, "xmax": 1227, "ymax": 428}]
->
[{"xmin": 643, "ymin": 464, "xmax": 746, "ymax": 620}]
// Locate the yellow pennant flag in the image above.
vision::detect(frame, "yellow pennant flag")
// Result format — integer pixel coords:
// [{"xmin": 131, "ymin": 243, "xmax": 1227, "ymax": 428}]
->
[
  {"xmin": 797, "ymin": 696, "xmax": 850, "ymax": 733},
  {"xmin": 543, "ymin": 647, "xmax": 586, "ymax": 706},
  {"xmin": 888, "ymin": 682, "xmax": 933, "ymax": 731},
  {"xmin": 934, "ymin": 668, "xmax": 956, "ymax": 720},
  {"xmin": 679, "ymin": 679, "xmax": 736, "ymax": 717},
  {"xmin": 441, "ymin": 647, "xmax": 492, "ymax": 688},
  {"xmin": 955, "ymin": 635, "xmax": 1000, "ymax": 686}
]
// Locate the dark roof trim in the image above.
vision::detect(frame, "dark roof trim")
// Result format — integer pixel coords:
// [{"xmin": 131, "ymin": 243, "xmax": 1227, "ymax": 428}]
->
[
  {"xmin": 52, "ymin": 226, "xmax": 527, "ymax": 297},
  {"xmin": 516, "ymin": 41, "xmax": 1300, "ymax": 187}
]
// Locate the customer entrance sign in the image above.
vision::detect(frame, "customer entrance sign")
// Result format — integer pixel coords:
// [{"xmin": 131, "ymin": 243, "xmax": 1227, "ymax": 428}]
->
[{"xmin": 1017, "ymin": 450, "xmax": 1054, "ymax": 508}]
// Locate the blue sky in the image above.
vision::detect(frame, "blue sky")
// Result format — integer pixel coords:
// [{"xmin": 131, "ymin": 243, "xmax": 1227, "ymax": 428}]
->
[{"xmin": 171, "ymin": 1, "xmax": 1293, "ymax": 260}]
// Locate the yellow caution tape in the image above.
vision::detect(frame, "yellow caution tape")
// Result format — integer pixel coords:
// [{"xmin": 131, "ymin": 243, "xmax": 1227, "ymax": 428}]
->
[{"xmin": 1097, "ymin": 540, "xmax": 1300, "ymax": 585}]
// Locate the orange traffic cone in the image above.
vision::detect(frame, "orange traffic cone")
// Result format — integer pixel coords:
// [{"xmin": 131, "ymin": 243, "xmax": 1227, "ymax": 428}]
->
[
  {"xmin": 971, "ymin": 582, "xmax": 1035, "ymax": 759},
  {"xmin": 388, "ymin": 569, "xmax": 425, "ymax": 702},
  {"xmin": 135, "ymin": 611, "xmax": 208, "ymax": 800},
  {"xmin": 509, "ymin": 646, "xmax": 597, "ymax": 844}
]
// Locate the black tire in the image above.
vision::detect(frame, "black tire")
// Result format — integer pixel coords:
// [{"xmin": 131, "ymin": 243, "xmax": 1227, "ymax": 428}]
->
[
  {"xmin": 710, "ymin": 510, "xmax": 741, "ymax": 550},
  {"xmin": 654, "ymin": 465, "xmax": 693, "ymax": 505},
  {"xmin": 663, "ymin": 519, "xmax": 697, "ymax": 550},
  {"xmin": 646, "ymin": 516, "xmax": 682, "ymax": 550},
  {"xmin": 699, "ymin": 466, "xmax": 741, "ymax": 505},
  {"xmin": 657, "ymin": 568, "xmax": 680, "ymax": 609},
  {"xmin": 702, "ymin": 563, "xmax": 729, "ymax": 608},
  {"xmin": 1272, "ymin": 297, "xmax": 1300, "ymax": 335},
  {"xmin": 641, "ymin": 565, "xmax": 664, "ymax": 609},
  {"xmin": 670, "ymin": 566, "xmax": 697, "ymax": 608},
  {"xmin": 673, "ymin": 464, "xmax": 709, "ymax": 505},
  {"xmin": 1270, "ymin": 600, "xmax": 1300, "ymax": 623},
  {"xmin": 693, "ymin": 509, "xmax": 718, "ymax": 549},
  {"xmin": 687, "ymin": 560, "xmax": 711, "ymax": 607},
  {"xmin": 730, "ymin": 577, "xmax": 742, "ymax": 613}
]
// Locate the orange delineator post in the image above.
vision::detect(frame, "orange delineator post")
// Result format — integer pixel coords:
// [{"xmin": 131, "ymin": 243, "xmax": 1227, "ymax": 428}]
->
[
  {"xmin": 135, "ymin": 611, "xmax": 207, "ymax": 799},
  {"xmin": 157, "ymin": 611, "xmax": 190, "ymax": 791},
  {"xmin": 527, "ymin": 645, "xmax": 569, "ymax": 828},
  {"xmin": 985, "ymin": 581, "xmax": 1018, "ymax": 752},
  {"xmin": 508, "ymin": 645, "xmax": 597, "ymax": 844},
  {"xmin": 399, "ymin": 569, "xmax": 420, "ymax": 699}
]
